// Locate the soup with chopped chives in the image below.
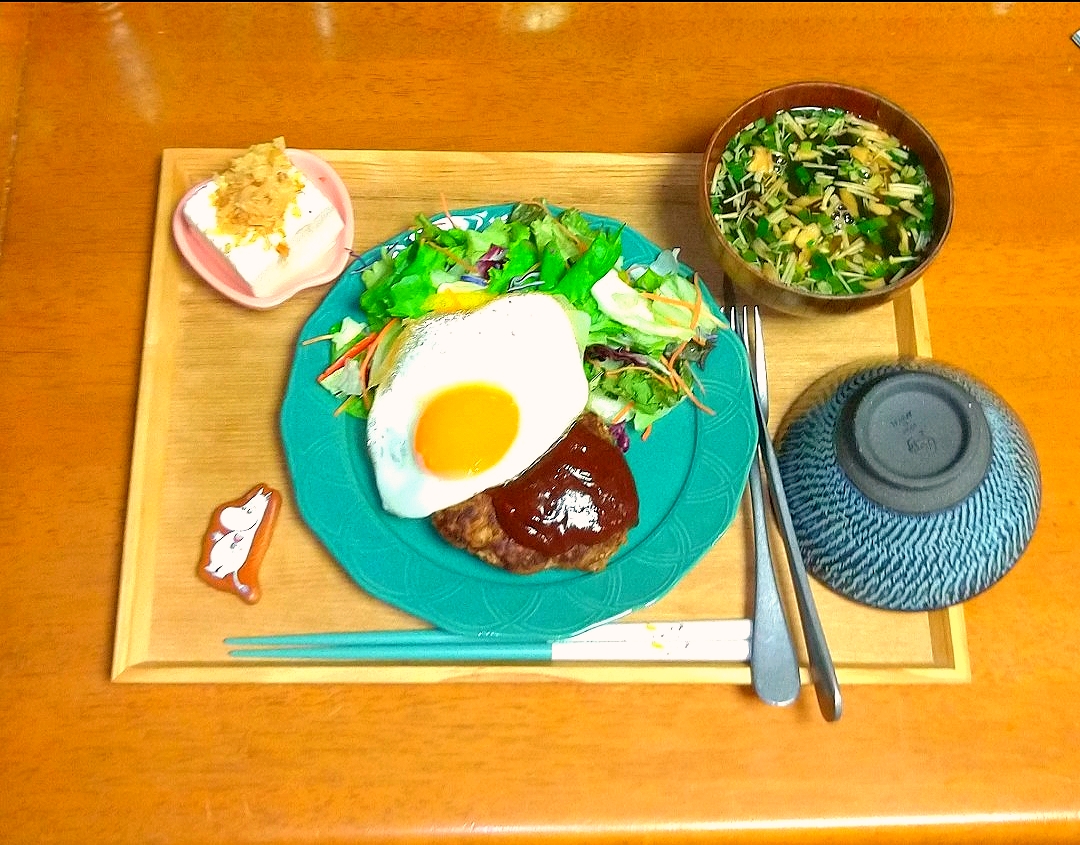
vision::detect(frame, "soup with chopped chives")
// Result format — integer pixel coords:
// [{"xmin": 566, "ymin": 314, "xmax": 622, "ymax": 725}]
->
[{"xmin": 708, "ymin": 106, "xmax": 936, "ymax": 295}]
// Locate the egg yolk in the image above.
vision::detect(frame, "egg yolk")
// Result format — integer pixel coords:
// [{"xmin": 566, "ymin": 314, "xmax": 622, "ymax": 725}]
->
[{"xmin": 413, "ymin": 383, "xmax": 520, "ymax": 478}]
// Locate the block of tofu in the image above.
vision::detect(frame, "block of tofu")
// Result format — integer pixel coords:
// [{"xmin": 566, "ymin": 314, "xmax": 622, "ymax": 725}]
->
[{"xmin": 181, "ymin": 139, "xmax": 346, "ymax": 299}]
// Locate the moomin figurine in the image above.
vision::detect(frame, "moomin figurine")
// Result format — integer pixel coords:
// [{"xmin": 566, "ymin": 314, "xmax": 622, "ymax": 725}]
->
[{"xmin": 197, "ymin": 484, "xmax": 280, "ymax": 604}]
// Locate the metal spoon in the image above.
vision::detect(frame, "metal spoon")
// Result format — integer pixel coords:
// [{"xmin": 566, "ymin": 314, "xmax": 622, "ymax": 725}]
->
[{"xmin": 730, "ymin": 306, "xmax": 801, "ymax": 707}]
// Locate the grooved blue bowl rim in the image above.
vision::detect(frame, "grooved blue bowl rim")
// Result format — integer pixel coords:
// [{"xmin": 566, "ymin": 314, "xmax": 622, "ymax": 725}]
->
[{"xmin": 776, "ymin": 359, "xmax": 1041, "ymax": 611}]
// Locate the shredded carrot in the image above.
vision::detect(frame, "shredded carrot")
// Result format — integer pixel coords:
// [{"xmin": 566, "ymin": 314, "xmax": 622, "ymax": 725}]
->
[
  {"xmin": 422, "ymin": 238, "xmax": 477, "ymax": 273},
  {"xmin": 657, "ymin": 354, "xmax": 680, "ymax": 391},
  {"xmin": 611, "ymin": 401, "xmax": 634, "ymax": 424},
  {"xmin": 652, "ymin": 275, "xmax": 708, "ymax": 401},
  {"xmin": 657, "ymin": 349, "xmax": 714, "ymax": 415},
  {"xmin": 440, "ymin": 193, "xmax": 457, "ymax": 228},
  {"xmin": 689, "ymin": 274, "xmax": 703, "ymax": 332},
  {"xmin": 333, "ymin": 395, "xmax": 360, "ymax": 417},
  {"xmin": 668, "ymin": 364, "xmax": 715, "ymax": 415},
  {"xmin": 641, "ymin": 423, "xmax": 653, "ymax": 441},
  {"xmin": 359, "ymin": 318, "xmax": 401, "ymax": 409},
  {"xmin": 639, "ymin": 290, "xmax": 696, "ymax": 312},
  {"xmin": 667, "ymin": 338, "xmax": 691, "ymax": 372},
  {"xmin": 605, "ymin": 364, "xmax": 676, "ymax": 398},
  {"xmin": 550, "ymin": 209, "xmax": 590, "ymax": 251},
  {"xmin": 317, "ymin": 333, "xmax": 377, "ymax": 382},
  {"xmin": 604, "ymin": 364, "xmax": 665, "ymax": 380},
  {"xmin": 640, "ymin": 276, "xmax": 705, "ymax": 334}
]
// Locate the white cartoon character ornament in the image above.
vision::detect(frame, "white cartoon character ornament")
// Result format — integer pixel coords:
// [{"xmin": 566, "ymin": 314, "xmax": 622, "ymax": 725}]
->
[{"xmin": 197, "ymin": 484, "xmax": 280, "ymax": 604}]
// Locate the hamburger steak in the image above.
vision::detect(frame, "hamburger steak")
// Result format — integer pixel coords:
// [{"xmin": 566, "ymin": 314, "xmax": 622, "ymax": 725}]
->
[{"xmin": 431, "ymin": 412, "xmax": 640, "ymax": 574}]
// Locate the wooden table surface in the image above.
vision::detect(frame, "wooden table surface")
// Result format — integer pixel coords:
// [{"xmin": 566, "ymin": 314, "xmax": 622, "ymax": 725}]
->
[{"xmin": 2, "ymin": 3, "xmax": 1079, "ymax": 843}]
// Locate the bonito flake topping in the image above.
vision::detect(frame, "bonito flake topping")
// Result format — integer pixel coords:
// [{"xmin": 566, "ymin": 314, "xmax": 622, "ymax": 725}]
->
[{"xmin": 211, "ymin": 136, "xmax": 304, "ymax": 255}]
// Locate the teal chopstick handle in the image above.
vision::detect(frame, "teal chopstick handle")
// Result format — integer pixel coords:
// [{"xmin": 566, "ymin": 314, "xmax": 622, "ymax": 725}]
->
[
  {"xmin": 228, "ymin": 643, "xmax": 554, "ymax": 661},
  {"xmin": 224, "ymin": 630, "xmax": 541, "ymax": 647}
]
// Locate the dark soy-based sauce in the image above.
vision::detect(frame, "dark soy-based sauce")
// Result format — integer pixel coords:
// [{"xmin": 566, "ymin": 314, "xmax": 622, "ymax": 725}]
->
[{"xmin": 490, "ymin": 417, "xmax": 639, "ymax": 556}]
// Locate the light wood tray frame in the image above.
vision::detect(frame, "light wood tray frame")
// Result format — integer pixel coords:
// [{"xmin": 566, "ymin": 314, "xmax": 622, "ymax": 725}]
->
[{"xmin": 111, "ymin": 149, "xmax": 969, "ymax": 685}]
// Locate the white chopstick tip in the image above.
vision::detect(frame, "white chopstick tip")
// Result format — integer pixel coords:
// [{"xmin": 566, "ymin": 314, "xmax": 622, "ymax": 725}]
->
[
  {"xmin": 551, "ymin": 638, "xmax": 751, "ymax": 663},
  {"xmin": 564, "ymin": 618, "xmax": 753, "ymax": 643}
]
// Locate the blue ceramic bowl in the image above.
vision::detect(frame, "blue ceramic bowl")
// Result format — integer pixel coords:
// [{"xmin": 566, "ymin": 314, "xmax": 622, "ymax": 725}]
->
[{"xmin": 775, "ymin": 358, "xmax": 1041, "ymax": 611}]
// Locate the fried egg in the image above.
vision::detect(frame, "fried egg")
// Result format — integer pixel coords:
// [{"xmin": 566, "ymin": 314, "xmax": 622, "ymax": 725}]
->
[{"xmin": 366, "ymin": 292, "xmax": 589, "ymax": 518}]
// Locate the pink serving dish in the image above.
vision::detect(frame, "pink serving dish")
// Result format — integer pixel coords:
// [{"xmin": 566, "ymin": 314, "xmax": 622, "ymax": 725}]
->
[{"xmin": 172, "ymin": 149, "xmax": 355, "ymax": 310}]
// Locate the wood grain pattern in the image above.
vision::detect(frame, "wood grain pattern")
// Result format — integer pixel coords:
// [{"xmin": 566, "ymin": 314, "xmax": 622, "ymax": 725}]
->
[
  {"xmin": 111, "ymin": 148, "xmax": 966, "ymax": 685},
  {"xmin": 3, "ymin": 3, "xmax": 1079, "ymax": 843},
  {"xmin": 0, "ymin": 3, "xmax": 29, "ymax": 246}
]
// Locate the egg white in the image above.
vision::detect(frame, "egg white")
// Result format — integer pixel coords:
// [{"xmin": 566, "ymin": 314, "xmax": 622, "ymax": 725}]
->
[{"xmin": 365, "ymin": 292, "xmax": 589, "ymax": 519}]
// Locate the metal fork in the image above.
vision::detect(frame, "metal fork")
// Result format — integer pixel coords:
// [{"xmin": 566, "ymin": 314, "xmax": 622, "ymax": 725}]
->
[
  {"xmin": 729, "ymin": 306, "xmax": 800, "ymax": 708},
  {"xmin": 733, "ymin": 304, "xmax": 843, "ymax": 722}
]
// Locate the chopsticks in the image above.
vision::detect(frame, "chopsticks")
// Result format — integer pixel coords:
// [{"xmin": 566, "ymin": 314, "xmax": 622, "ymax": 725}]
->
[{"xmin": 225, "ymin": 618, "xmax": 752, "ymax": 663}]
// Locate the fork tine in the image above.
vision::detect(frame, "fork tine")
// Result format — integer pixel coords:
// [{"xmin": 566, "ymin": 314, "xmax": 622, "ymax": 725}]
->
[
  {"xmin": 737, "ymin": 305, "xmax": 762, "ymax": 413},
  {"xmin": 731, "ymin": 304, "xmax": 747, "ymax": 346},
  {"xmin": 730, "ymin": 306, "xmax": 747, "ymax": 350},
  {"xmin": 751, "ymin": 305, "xmax": 768, "ymax": 420}
]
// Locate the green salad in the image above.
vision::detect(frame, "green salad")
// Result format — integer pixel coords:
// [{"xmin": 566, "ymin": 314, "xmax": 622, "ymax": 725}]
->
[
  {"xmin": 709, "ymin": 107, "xmax": 936, "ymax": 295},
  {"xmin": 310, "ymin": 199, "xmax": 723, "ymax": 445}
]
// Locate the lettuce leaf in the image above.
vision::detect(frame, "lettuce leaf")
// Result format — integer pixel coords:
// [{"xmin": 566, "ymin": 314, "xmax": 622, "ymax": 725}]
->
[{"xmin": 321, "ymin": 201, "xmax": 721, "ymax": 442}]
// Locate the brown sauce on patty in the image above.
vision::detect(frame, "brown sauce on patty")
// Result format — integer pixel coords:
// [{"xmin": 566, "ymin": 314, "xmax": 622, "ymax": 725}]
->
[{"xmin": 488, "ymin": 415, "xmax": 639, "ymax": 557}]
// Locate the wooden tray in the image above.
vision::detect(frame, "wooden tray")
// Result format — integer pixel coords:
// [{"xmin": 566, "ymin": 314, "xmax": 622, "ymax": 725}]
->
[{"xmin": 111, "ymin": 149, "xmax": 969, "ymax": 684}]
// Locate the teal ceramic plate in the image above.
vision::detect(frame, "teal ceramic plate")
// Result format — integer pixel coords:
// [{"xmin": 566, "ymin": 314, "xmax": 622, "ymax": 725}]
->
[{"xmin": 280, "ymin": 204, "xmax": 757, "ymax": 639}]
